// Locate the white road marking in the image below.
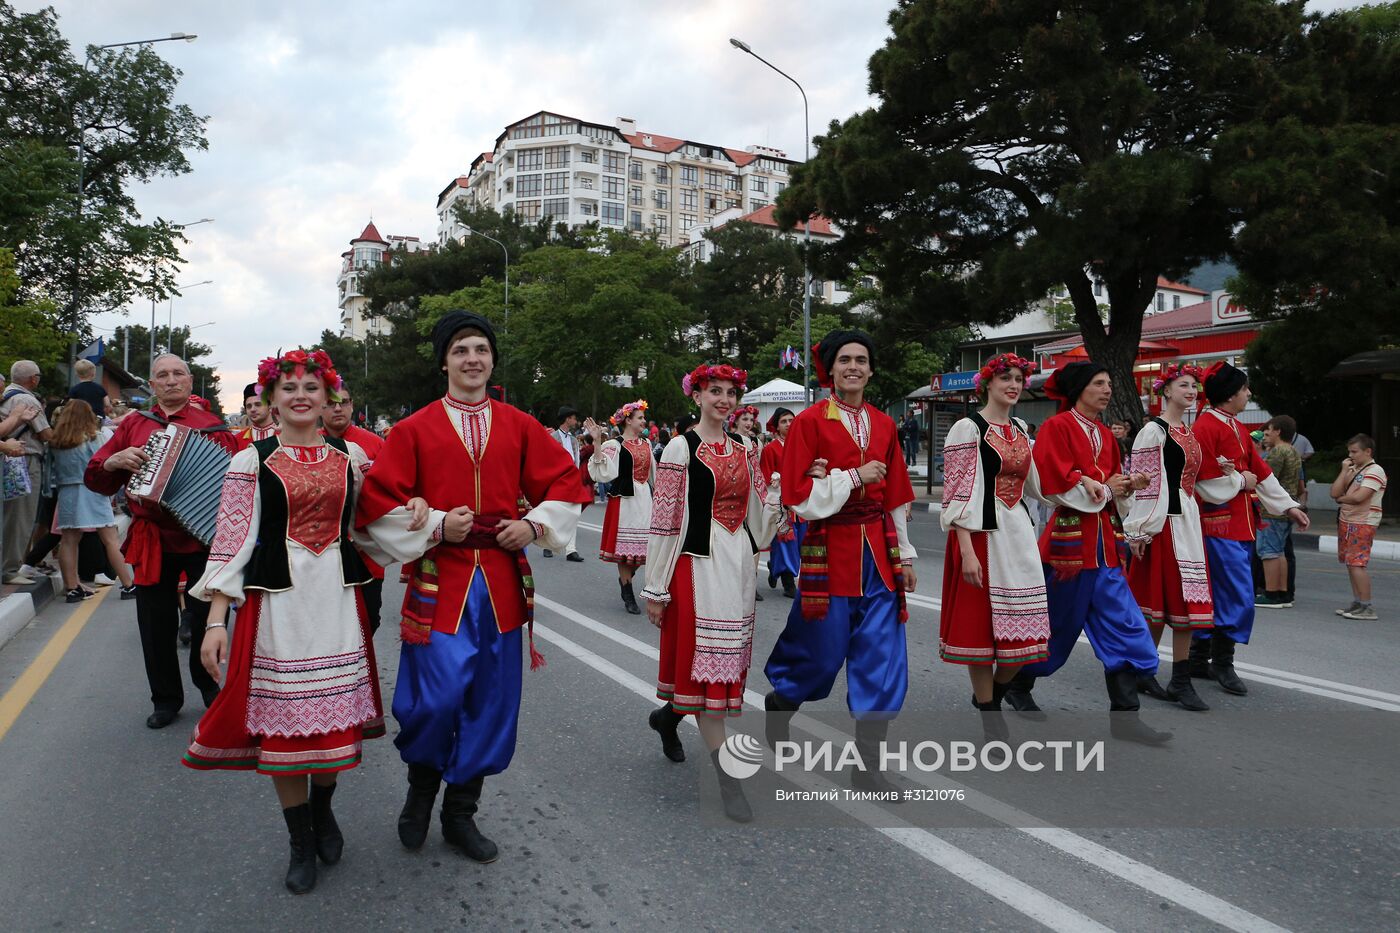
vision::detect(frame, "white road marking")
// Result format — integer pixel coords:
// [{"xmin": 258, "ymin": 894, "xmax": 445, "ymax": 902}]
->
[
  {"xmin": 533, "ymin": 594, "xmax": 1291, "ymax": 933},
  {"xmin": 530, "ymin": 618, "xmax": 1116, "ymax": 933}
]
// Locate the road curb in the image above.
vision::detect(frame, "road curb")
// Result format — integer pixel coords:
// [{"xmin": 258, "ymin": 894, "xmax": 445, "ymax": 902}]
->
[
  {"xmin": 921, "ymin": 503, "xmax": 1400, "ymax": 563},
  {"xmin": 0, "ymin": 574, "xmax": 61, "ymax": 655}
]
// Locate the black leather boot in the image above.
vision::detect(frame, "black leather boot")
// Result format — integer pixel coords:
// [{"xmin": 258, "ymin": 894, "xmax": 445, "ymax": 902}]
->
[
  {"xmin": 397, "ymin": 763, "xmax": 442, "ymax": 850},
  {"xmin": 1137, "ymin": 673, "xmax": 1172, "ymax": 701},
  {"xmin": 768, "ymin": 571, "xmax": 778, "ymax": 589},
  {"xmin": 991, "ymin": 677, "xmax": 1013, "ymax": 707},
  {"xmin": 1209, "ymin": 632, "xmax": 1247, "ymax": 695},
  {"xmin": 309, "ymin": 781, "xmax": 344, "ymax": 864},
  {"xmin": 763, "ymin": 690, "xmax": 799, "ymax": 750},
  {"xmin": 780, "ymin": 572, "xmax": 796, "ymax": 599},
  {"xmin": 648, "ymin": 704, "xmax": 686, "ymax": 762},
  {"xmin": 709, "ymin": 748, "xmax": 753, "ymax": 823},
  {"xmin": 441, "ymin": 778, "xmax": 498, "ymax": 863},
  {"xmin": 1105, "ymin": 670, "xmax": 1173, "ymax": 745},
  {"xmin": 850, "ymin": 719, "xmax": 900, "ymax": 796},
  {"xmin": 973, "ymin": 697, "xmax": 1010, "ymax": 763},
  {"xmin": 1003, "ymin": 670, "xmax": 1046, "ymax": 719},
  {"xmin": 620, "ymin": 581, "xmax": 641, "ymax": 615},
  {"xmin": 1188, "ymin": 635, "xmax": 1212, "ymax": 679},
  {"xmin": 282, "ymin": 803, "xmax": 318, "ymax": 894},
  {"xmin": 1165, "ymin": 660, "xmax": 1209, "ymax": 711}
]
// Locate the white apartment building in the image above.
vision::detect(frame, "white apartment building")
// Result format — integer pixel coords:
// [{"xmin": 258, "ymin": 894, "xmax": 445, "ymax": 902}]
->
[
  {"xmin": 337, "ymin": 221, "xmax": 424, "ymax": 339},
  {"xmin": 435, "ymin": 111, "xmax": 798, "ymax": 249}
]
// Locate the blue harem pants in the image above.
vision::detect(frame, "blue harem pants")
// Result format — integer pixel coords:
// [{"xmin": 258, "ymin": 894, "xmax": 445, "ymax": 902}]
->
[{"xmin": 1196, "ymin": 536, "xmax": 1254, "ymax": 646}]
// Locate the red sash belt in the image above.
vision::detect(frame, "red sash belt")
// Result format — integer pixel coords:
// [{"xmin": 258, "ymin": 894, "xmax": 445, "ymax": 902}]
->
[{"xmin": 122, "ymin": 518, "xmax": 164, "ymax": 587}]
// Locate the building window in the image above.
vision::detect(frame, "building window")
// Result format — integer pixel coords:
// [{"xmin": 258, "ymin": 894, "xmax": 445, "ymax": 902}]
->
[
  {"xmin": 509, "ymin": 114, "xmax": 578, "ymax": 139},
  {"xmin": 680, "ymin": 189, "xmax": 698, "ymax": 209},
  {"xmin": 680, "ymin": 165, "xmax": 698, "ymax": 185},
  {"xmin": 630, "ymin": 186, "xmax": 643, "ymax": 205},
  {"xmin": 580, "ymin": 149, "xmax": 597, "ymax": 164},
  {"xmin": 517, "ymin": 148, "xmax": 543, "ymax": 171},
  {"xmin": 602, "ymin": 201, "xmax": 624, "ymax": 225},
  {"xmin": 1156, "ymin": 293, "xmax": 1165, "ymax": 313},
  {"xmin": 725, "ymin": 198, "xmax": 741, "ymax": 211},
  {"xmin": 679, "ymin": 213, "xmax": 696, "ymax": 230},
  {"xmin": 1172, "ymin": 295, "xmax": 1182, "ymax": 310},
  {"xmin": 629, "ymin": 162, "xmax": 642, "ymax": 180},
  {"xmin": 749, "ymin": 198, "xmax": 768, "ymax": 209},
  {"xmin": 578, "ymin": 202, "xmax": 597, "ymax": 216},
  {"xmin": 705, "ymin": 169, "xmax": 723, "ymax": 190},
  {"xmin": 603, "ymin": 177, "xmax": 624, "ymax": 199},
  {"xmin": 775, "ymin": 181, "xmax": 786, "ymax": 195},
  {"xmin": 706, "ymin": 195, "xmax": 720, "ymax": 212},
  {"xmin": 726, "ymin": 174, "xmax": 741, "ymax": 192},
  {"xmin": 544, "ymin": 146, "xmax": 569, "ymax": 169},
  {"xmin": 542, "ymin": 198, "xmax": 569, "ymax": 219},
  {"xmin": 652, "ymin": 214, "xmax": 669, "ymax": 234},
  {"xmin": 629, "ymin": 210, "xmax": 643, "ymax": 232},
  {"xmin": 517, "ymin": 174, "xmax": 542, "ymax": 197},
  {"xmin": 653, "ymin": 189, "xmax": 670, "ymax": 208},
  {"xmin": 751, "ymin": 177, "xmax": 767, "ymax": 193},
  {"xmin": 544, "ymin": 172, "xmax": 569, "ymax": 195},
  {"xmin": 517, "ymin": 200, "xmax": 542, "ymax": 221},
  {"xmin": 602, "ymin": 150, "xmax": 625, "ymax": 174},
  {"xmin": 655, "ymin": 165, "xmax": 670, "ymax": 184}
]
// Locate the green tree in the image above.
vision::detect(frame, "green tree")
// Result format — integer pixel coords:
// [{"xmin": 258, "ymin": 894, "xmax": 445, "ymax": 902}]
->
[
  {"xmin": 0, "ymin": 2, "xmax": 208, "ymax": 332},
  {"xmin": 689, "ymin": 221, "xmax": 809, "ymax": 370},
  {"xmin": 779, "ymin": 0, "xmax": 1311, "ymax": 427},
  {"xmin": 0, "ymin": 247, "xmax": 69, "ymax": 393}
]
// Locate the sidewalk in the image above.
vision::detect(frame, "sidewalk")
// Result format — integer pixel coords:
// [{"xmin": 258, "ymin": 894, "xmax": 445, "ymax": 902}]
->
[
  {"xmin": 911, "ymin": 483, "xmax": 1400, "ymax": 563},
  {"xmin": 0, "ymin": 572, "xmax": 61, "ymax": 655}
]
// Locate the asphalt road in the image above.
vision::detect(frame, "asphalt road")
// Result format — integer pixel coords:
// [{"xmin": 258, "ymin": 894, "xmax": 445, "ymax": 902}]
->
[{"xmin": 0, "ymin": 507, "xmax": 1396, "ymax": 931}]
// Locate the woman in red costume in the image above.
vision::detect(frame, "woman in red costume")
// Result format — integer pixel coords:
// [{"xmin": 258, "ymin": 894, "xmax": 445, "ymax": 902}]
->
[
  {"xmin": 186, "ymin": 348, "xmax": 385, "ymax": 894},
  {"xmin": 585, "ymin": 400, "xmax": 653, "ymax": 615}
]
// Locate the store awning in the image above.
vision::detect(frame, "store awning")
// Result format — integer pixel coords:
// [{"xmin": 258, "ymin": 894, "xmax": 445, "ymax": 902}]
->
[{"xmin": 1060, "ymin": 339, "xmax": 1178, "ymax": 361}]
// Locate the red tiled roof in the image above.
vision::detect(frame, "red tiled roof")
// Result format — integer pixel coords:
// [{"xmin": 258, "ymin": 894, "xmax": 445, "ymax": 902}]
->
[
  {"xmin": 622, "ymin": 130, "xmax": 686, "ymax": 153},
  {"xmin": 731, "ymin": 204, "xmax": 836, "ymax": 237},
  {"xmin": 481, "ymin": 152, "xmax": 493, "ymax": 162},
  {"xmin": 725, "ymin": 148, "xmax": 757, "ymax": 167},
  {"xmin": 352, "ymin": 221, "xmax": 387, "ymax": 245},
  {"xmin": 1157, "ymin": 276, "xmax": 1207, "ymax": 295}
]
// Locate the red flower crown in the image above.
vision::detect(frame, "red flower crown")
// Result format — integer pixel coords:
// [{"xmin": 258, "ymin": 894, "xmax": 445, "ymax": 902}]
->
[
  {"xmin": 1152, "ymin": 362, "xmax": 1204, "ymax": 396},
  {"xmin": 681, "ymin": 363, "xmax": 748, "ymax": 397},
  {"xmin": 256, "ymin": 348, "xmax": 345, "ymax": 403},
  {"xmin": 973, "ymin": 353, "xmax": 1037, "ymax": 395},
  {"xmin": 727, "ymin": 404, "xmax": 759, "ymax": 428},
  {"xmin": 610, "ymin": 399, "xmax": 648, "ymax": 426}
]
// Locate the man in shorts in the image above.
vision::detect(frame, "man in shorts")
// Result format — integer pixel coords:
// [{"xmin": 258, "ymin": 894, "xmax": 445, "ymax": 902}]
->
[
  {"xmin": 1255, "ymin": 415, "xmax": 1303, "ymax": 610},
  {"xmin": 1331, "ymin": 433, "xmax": 1386, "ymax": 621}
]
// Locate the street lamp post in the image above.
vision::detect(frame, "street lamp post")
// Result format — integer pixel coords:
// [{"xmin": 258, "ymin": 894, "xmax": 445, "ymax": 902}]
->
[
  {"xmin": 730, "ymin": 37, "xmax": 813, "ymax": 406},
  {"xmin": 160, "ymin": 278, "xmax": 213, "ymax": 359},
  {"xmin": 460, "ymin": 226, "xmax": 510, "ymax": 331},
  {"xmin": 176, "ymin": 321, "xmax": 214, "ymax": 358},
  {"xmin": 69, "ymin": 32, "xmax": 197, "ymax": 387},
  {"xmin": 150, "ymin": 218, "xmax": 213, "ymax": 363}
]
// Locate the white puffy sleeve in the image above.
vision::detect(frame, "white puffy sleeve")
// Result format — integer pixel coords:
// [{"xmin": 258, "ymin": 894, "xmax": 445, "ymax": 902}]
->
[
  {"xmin": 1123, "ymin": 421, "xmax": 1169, "ymax": 540},
  {"xmin": 1255, "ymin": 474, "xmax": 1300, "ymax": 516},
  {"xmin": 939, "ymin": 418, "xmax": 983, "ymax": 533},
  {"xmin": 190, "ymin": 447, "xmax": 261, "ymax": 604},
  {"xmin": 640, "ymin": 437, "xmax": 690, "ymax": 605},
  {"xmin": 587, "ymin": 439, "xmax": 621, "ymax": 484},
  {"xmin": 789, "ymin": 470, "xmax": 857, "ymax": 521}
]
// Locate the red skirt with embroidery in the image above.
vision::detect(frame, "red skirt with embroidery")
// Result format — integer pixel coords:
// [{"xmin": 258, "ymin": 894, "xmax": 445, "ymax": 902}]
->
[
  {"xmin": 599, "ymin": 496, "xmax": 645, "ymax": 566},
  {"xmin": 938, "ymin": 530, "xmax": 1049, "ymax": 666},
  {"xmin": 1127, "ymin": 522, "xmax": 1214, "ymax": 630},
  {"xmin": 181, "ymin": 588, "xmax": 385, "ymax": 776},
  {"xmin": 657, "ymin": 556, "xmax": 745, "ymax": 718}
]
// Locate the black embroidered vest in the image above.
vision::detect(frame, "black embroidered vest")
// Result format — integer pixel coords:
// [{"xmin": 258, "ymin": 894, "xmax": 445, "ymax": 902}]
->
[
  {"xmin": 1150, "ymin": 417, "xmax": 1186, "ymax": 516},
  {"xmin": 610, "ymin": 441, "xmax": 636, "ymax": 498}
]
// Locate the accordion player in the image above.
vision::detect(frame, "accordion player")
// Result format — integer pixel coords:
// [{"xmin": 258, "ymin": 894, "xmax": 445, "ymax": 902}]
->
[{"xmin": 125, "ymin": 423, "xmax": 233, "ymax": 547}]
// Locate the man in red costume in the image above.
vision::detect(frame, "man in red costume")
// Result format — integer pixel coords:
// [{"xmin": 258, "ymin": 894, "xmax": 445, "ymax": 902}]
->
[
  {"xmin": 1191, "ymin": 362, "xmax": 1308, "ymax": 694},
  {"xmin": 234, "ymin": 382, "xmax": 279, "ymax": 450},
  {"xmin": 323, "ymin": 383, "xmax": 387, "ymax": 634},
  {"xmin": 760, "ymin": 407, "xmax": 801, "ymax": 599},
  {"xmin": 84, "ymin": 353, "xmax": 238, "ymax": 728},
  {"xmin": 762, "ymin": 329, "xmax": 917, "ymax": 791},
  {"xmin": 357, "ymin": 310, "xmax": 588, "ymax": 865}
]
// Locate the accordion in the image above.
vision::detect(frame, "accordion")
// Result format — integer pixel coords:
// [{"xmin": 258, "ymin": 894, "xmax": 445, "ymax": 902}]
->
[{"xmin": 125, "ymin": 423, "xmax": 232, "ymax": 546}]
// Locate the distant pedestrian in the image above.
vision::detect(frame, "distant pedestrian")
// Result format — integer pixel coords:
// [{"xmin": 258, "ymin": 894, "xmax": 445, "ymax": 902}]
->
[
  {"xmin": 67, "ymin": 358, "xmax": 111, "ymax": 418},
  {"xmin": 546, "ymin": 406, "xmax": 584, "ymax": 561},
  {"xmin": 47, "ymin": 401, "xmax": 134, "ymax": 602},
  {"xmin": 2, "ymin": 361, "xmax": 53, "ymax": 585},
  {"xmin": 901, "ymin": 411, "xmax": 922, "ymax": 466},
  {"xmin": 1331, "ymin": 434, "xmax": 1386, "ymax": 621},
  {"xmin": 1254, "ymin": 415, "xmax": 1303, "ymax": 610}
]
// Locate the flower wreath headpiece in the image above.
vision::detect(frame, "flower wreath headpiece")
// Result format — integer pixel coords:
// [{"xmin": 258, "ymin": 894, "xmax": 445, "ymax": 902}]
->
[
  {"xmin": 1152, "ymin": 362, "xmax": 1204, "ymax": 397},
  {"xmin": 610, "ymin": 399, "xmax": 648, "ymax": 426},
  {"xmin": 681, "ymin": 363, "xmax": 748, "ymax": 397},
  {"xmin": 973, "ymin": 353, "xmax": 1037, "ymax": 396},
  {"xmin": 256, "ymin": 347, "xmax": 345, "ymax": 403},
  {"xmin": 727, "ymin": 404, "xmax": 759, "ymax": 428}
]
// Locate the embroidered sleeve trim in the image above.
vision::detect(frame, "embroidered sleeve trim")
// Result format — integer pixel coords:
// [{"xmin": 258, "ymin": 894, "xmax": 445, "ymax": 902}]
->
[
  {"xmin": 208, "ymin": 471, "xmax": 257, "ymax": 563},
  {"xmin": 942, "ymin": 441, "xmax": 978, "ymax": 504},
  {"xmin": 650, "ymin": 461, "xmax": 686, "ymax": 537}
]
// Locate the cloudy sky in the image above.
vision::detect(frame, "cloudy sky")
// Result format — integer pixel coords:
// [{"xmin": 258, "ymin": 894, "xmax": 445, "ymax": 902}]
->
[{"xmin": 33, "ymin": 0, "xmax": 1360, "ymax": 411}]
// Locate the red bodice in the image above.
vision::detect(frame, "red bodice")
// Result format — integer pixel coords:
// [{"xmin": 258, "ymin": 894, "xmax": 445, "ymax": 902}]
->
[
  {"xmin": 1171, "ymin": 424, "xmax": 1202, "ymax": 498},
  {"xmin": 266, "ymin": 445, "xmax": 348, "ymax": 556},
  {"xmin": 697, "ymin": 440, "xmax": 748, "ymax": 534},
  {"xmin": 625, "ymin": 437, "xmax": 653, "ymax": 484},
  {"xmin": 986, "ymin": 423, "xmax": 1031, "ymax": 509}
]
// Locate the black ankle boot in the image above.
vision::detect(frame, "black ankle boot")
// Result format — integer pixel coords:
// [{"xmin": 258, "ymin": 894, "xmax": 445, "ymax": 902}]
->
[
  {"xmin": 850, "ymin": 719, "xmax": 900, "ymax": 796},
  {"xmin": 973, "ymin": 697, "xmax": 1010, "ymax": 762},
  {"xmin": 282, "ymin": 803, "xmax": 317, "ymax": 894},
  {"xmin": 1165, "ymin": 660, "xmax": 1209, "ymax": 711},
  {"xmin": 780, "ymin": 573, "xmax": 796, "ymax": 599},
  {"xmin": 709, "ymin": 748, "xmax": 753, "ymax": 823},
  {"xmin": 621, "ymin": 581, "xmax": 641, "ymax": 615},
  {"xmin": 1209, "ymin": 632, "xmax": 1247, "ymax": 695},
  {"xmin": 991, "ymin": 678, "xmax": 1013, "ymax": 707},
  {"xmin": 1188, "ymin": 635, "xmax": 1212, "ymax": 679},
  {"xmin": 648, "ymin": 705, "xmax": 686, "ymax": 762},
  {"xmin": 309, "ymin": 782, "xmax": 344, "ymax": 864},
  {"xmin": 1104, "ymin": 669, "xmax": 1173, "ymax": 745},
  {"xmin": 1137, "ymin": 673, "xmax": 1172, "ymax": 701},
  {"xmin": 763, "ymin": 690, "xmax": 799, "ymax": 750},
  {"xmin": 1003, "ymin": 670, "xmax": 1046, "ymax": 719},
  {"xmin": 398, "ymin": 763, "xmax": 442, "ymax": 850},
  {"xmin": 441, "ymin": 778, "xmax": 498, "ymax": 863}
]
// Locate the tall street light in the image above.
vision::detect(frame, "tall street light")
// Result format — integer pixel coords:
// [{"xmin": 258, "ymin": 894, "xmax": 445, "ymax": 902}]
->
[
  {"xmin": 162, "ymin": 279, "xmax": 213, "ymax": 358},
  {"xmin": 730, "ymin": 37, "xmax": 813, "ymax": 405},
  {"xmin": 149, "ymin": 217, "xmax": 213, "ymax": 367},
  {"xmin": 70, "ymin": 31, "xmax": 198, "ymax": 386},
  {"xmin": 460, "ymin": 226, "xmax": 510, "ymax": 330},
  {"xmin": 176, "ymin": 321, "xmax": 214, "ymax": 358}
]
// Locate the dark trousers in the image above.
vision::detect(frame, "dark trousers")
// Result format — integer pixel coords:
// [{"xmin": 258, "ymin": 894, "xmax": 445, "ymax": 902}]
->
[
  {"xmin": 135, "ymin": 550, "xmax": 218, "ymax": 712},
  {"xmin": 1249, "ymin": 532, "xmax": 1297, "ymax": 599},
  {"xmin": 363, "ymin": 577, "xmax": 384, "ymax": 636}
]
